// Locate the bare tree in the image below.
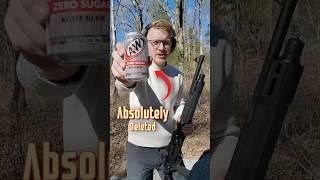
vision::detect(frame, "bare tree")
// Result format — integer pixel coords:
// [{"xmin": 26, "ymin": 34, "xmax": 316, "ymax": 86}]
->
[
  {"xmin": 156, "ymin": 0, "xmax": 175, "ymax": 24},
  {"xmin": 183, "ymin": 0, "xmax": 188, "ymax": 60},
  {"xmin": 198, "ymin": 0, "xmax": 203, "ymax": 55},
  {"xmin": 132, "ymin": 0, "xmax": 143, "ymax": 31},
  {"xmin": 111, "ymin": 0, "xmax": 116, "ymax": 50},
  {"xmin": 116, "ymin": 0, "xmax": 143, "ymax": 32},
  {"xmin": 175, "ymin": 0, "xmax": 184, "ymax": 49},
  {"xmin": 187, "ymin": 28, "xmax": 193, "ymax": 62},
  {"xmin": 192, "ymin": 0, "xmax": 197, "ymax": 58},
  {"xmin": 119, "ymin": 4, "xmax": 127, "ymax": 33}
]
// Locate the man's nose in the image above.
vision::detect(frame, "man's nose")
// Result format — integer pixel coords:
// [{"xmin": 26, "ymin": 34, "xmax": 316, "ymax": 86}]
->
[{"xmin": 158, "ymin": 42, "xmax": 165, "ymax": 50}]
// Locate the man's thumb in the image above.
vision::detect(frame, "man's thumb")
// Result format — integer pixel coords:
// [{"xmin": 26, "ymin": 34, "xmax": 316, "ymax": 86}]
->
[{"xmin": 116, "ymin": 43, "xmax": 124, "ymax": 57}]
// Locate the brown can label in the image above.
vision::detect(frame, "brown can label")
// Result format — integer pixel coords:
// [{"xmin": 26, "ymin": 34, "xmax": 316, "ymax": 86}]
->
[{"xmin": 47, "ymin": 0, "xmax": 109, "ymax": 64}]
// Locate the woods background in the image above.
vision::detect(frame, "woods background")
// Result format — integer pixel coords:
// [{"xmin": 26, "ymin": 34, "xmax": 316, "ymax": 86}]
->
[
  {"xmin": 213, "ymin": 0, "xmax": 320, "ymax": 179},
  {"xmin": 0, "ymin": 0, "xmax": 319, "ymax": 179},
  {"xmin": 0, "ymin": 1, "xmax": 63, "ymax": 180}
]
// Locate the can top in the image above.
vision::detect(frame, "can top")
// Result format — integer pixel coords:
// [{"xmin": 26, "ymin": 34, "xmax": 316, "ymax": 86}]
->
[{"xmin": 125, "ymin": 32, "xmax": 143, "ymax": 38}]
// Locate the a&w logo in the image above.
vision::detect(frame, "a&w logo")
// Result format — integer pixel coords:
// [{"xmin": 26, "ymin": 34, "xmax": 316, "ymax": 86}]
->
[{"xmin": 125, "ymin": 38, "xmax": 145, "ymax": 60}]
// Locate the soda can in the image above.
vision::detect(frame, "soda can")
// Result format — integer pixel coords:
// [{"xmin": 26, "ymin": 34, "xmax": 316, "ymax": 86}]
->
[
  {"xmin": 47, "ymin": 0, "xmax": 109, "ymax": 64},
  {"xmin": 124, "ymin": 32, "xmax": 149, "ymax": 81}
]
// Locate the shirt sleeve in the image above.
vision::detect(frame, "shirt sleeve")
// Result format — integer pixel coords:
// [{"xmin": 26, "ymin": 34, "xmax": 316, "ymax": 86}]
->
[
  {"xmin": 174, "ymin": 74, "xmax": 185, "ymax": 122},
  {"xmin": 211, "ymin": 37, "xmax": 240, "ymax": 177},
  {"xmin": 16, "ymin": 55, "xmax": 86, "ymax": 98},
  {"xmin": 114, "ymin": 78, "xmax": 138, "ymax": 96}
]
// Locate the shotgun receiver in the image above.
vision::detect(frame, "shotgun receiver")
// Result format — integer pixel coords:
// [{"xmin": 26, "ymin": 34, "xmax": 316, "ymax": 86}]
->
[
  {"xmin": 226, "ymin": 0, "xmax": 304, "ymax": 179},
  {"xmin": 162, "ymin": 55, "xmax": 205, "ymax": 180}
]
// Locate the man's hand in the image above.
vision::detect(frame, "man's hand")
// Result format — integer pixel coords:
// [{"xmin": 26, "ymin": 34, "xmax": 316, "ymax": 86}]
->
[
  {"xmin": 174, "ymin": 110, "xmax": 196, "ymax": 135},
  {"xmin": 4, "ymin": 0, "xmax": 80, "ymax": 81},
  {"xmin": 174, "ymin": 109, "xmax": 196, "ymax": 135},
  {"xmin": 111, "ymin": 43, "xmax": 131, "ymax": 85},
  {"xmin": 181, "ymin": 123, "xmax": 196, "ymax": 136}
]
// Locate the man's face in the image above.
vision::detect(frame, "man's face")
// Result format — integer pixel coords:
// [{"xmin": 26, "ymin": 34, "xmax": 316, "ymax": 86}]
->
[{"xmin": 146, "ymin": 27, "xmax": 172, "ymax": 67}]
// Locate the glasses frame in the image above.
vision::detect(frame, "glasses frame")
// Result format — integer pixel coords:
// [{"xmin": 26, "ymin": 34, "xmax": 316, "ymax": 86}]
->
[{"xmin": 147, "ymin": 39, "xmax": 172, "ymax": 50}]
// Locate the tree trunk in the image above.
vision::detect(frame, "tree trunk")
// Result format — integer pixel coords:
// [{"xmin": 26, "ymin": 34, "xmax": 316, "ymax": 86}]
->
[
  {"xmin": 120, "ymin": 6, "xmax": 126, "ymax": 33},
  {"xmin": 111, "ymin": 0, "xmax": 116, "ymax": 50},
  {"xmin": 111, "ymin": 0, "xmax": 118, "ymax": 103},
  {"xmin": 138, "ymin": 7, "xmax": 143, "ymax": 31},
  {"xmin": 188, "ymin": 31, "xmax": 192, "ymax": 62},
  {"xmin": 183, "ymin": 0, "xmax": 188, "ymax": 60},
  {"xmin": 192, "ymin": 0, "xmax": 197, "ymax": 58},
  {"xmin": 175, "ymin": 0, "xmax": 184, "ymax": 50},
  {"xmin": 157, "ymin": 0, "xmax": 174, "ymax": 24},
  {"xmin": 111, "ymin": 1, "xmax": 115, "ymax": 78},
  {"xmin": 132, "ymin": 0, "xmax": 143, "ymax": 31},
  {"xmin": 198, "ymin": 0, "xmax": 203, "ymax": 55}
]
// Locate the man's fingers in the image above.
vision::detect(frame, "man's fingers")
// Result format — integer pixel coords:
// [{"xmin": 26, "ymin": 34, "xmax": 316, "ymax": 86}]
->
[
  {"xmin": 182, "ymin": 124, "xmax": 196, "ymax": 135},
  {"xmin": 119, "ymin": 61, "xmax": 126, "ymax": 69},
  {"xmin": 186, "ymin": 124, "xmax": 196, "ymax": 129},
  {"xmin": 113, "ymin": 62, "xmax": 126, "ymax": 76},
  {"xmin": 20, "ymin": 0, "xmax": 49, "ymax": 24},
  {"xmin": 112, "ymin": 56, "xmax": 128, "ymax": 82},
  {"xmin": 116, "ymin": 43, "xmax": 124, "ymax": 57},
  {"xmin": 112, "ymin": 50, "xmax": 124, "ymax": 62},
  {"xmin": 5, "ymin": 14, "xmax": 45, "ymax": 56},
  {"xmin": 112, "ymin": 43, "xmax": 127, "ymax": 81},
  {"xmin": 182, "ymin": 126, "xmax": 192, "ymax": 131},
  {"xmin": 111, "ymin": 66, "xmax": 125, "ymax": 80},
  {"xmin": 175, "ymin": 116, "xmax": 181, "ymax": 122},
  {"xmin": 111, "ymin": 66, "xmax": 121, "ymax": 78},
  {"xmin": 22, "ymin": 51, "xmax": 61, "ymax": 71},
  {"xmin": 112, "ymin": 51, "xmax": 126, "ymax": 69},
  {"xmin": 9, "ymin": 0, "xmax": 46, "ymax": 49}
]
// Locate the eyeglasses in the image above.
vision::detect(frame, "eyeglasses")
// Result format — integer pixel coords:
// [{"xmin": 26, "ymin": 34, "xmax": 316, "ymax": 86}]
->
[{"xmin": 147, "ymin": 39, "xmax": 171, "ymax": 50}]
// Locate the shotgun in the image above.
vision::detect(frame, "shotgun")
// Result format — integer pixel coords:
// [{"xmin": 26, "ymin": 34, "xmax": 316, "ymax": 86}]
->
[
  {"xmin": 226, "ymin": 0, "xmax": 304, "ymax": 179},
  {"xmin": 162, "ymin": 55, "xmax": 205, "ymax": 180}
]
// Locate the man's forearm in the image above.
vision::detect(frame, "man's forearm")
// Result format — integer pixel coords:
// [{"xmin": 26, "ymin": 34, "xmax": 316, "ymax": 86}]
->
[
  {"xmin": 16, "ymin": 56, "xmax": 85, "ymax": 97},
  {"xmin": 114, "ymin": 79, "xmax": 137, "ymax": 93},
  {"xmin": 40, "ymin": 65, "xmax": 81, "ymax": 82}
]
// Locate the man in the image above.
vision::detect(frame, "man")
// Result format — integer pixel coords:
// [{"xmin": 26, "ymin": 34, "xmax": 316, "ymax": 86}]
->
[
  {"xmin": 111, "ymin": 20, "xmax": 194, "ymax": 179},
  {"xmin": 5, "ymin": 0, "xmax": 108, "ymax": 153}
]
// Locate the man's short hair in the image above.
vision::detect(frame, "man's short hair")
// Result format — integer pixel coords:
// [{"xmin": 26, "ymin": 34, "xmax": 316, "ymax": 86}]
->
[
  {"xmin": 144, "ymin": 20, "xmax": 176, "ymax": 38},
  {"xmin": 142, "ymin": 20, "xmax": 177, "ymax": 51}
]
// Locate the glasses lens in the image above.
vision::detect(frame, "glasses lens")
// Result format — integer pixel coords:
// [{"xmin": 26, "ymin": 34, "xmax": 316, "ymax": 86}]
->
[
  {"xmin": 149, "ymin": 40, "xmax": 171, "ymax": 49},
  {"xmin": 152, "ymin": 41, "xmax": 160, "ymax": 48}
]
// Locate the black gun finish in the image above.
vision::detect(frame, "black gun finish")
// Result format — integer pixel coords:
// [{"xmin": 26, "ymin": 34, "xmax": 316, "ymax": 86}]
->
[
  {"xmin": 226, "ymin": 0, "xmax": 304, "ymax": 179},
  {"xmin": 162, "ymin": 55, "xmax": 205, "ymax": 180}
]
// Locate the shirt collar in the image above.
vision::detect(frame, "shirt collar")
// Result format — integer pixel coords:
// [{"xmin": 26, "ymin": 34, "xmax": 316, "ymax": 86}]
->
[{"xmin": 149, "ymin": 61, "xmax": 168, "ymax": 70}]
